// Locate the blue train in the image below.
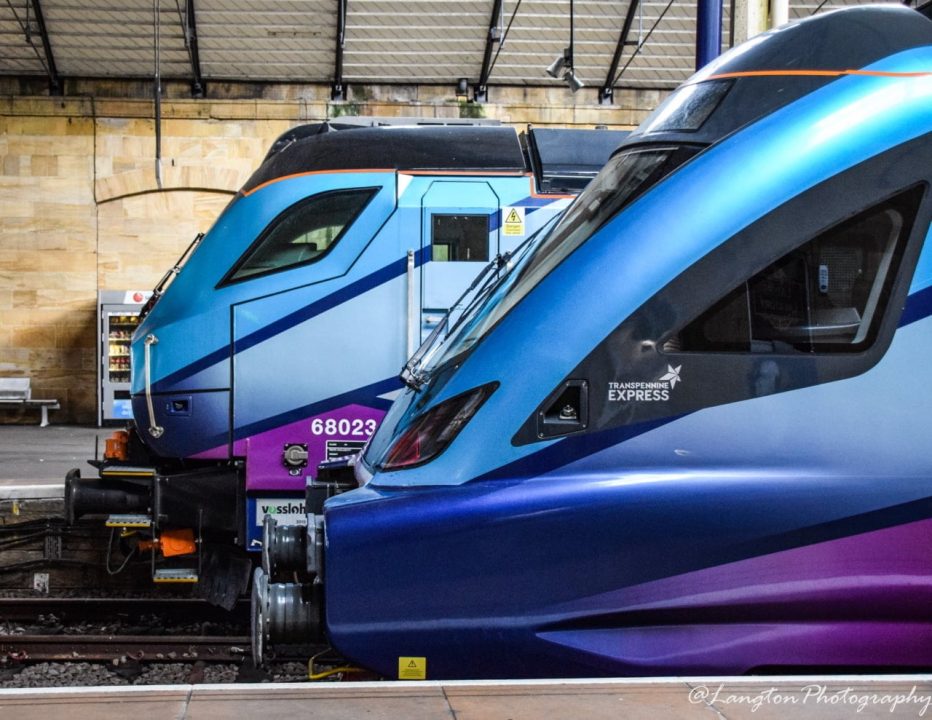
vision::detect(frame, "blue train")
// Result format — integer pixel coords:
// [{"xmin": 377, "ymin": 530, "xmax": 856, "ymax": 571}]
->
[
  {"xmin": 65, "ymin": 121, "xmax": 624, "ymax": 591},
  {"xmin": 254, "ymin": 5, "xmax": 932, "ymax": 677}
]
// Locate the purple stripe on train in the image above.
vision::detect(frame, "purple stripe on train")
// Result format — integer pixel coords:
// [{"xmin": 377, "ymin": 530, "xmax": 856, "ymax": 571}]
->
[
  {"xmin": 239, "ymin": 404, "xmax": 387, "ymax": 491},
  {"xmin": 540, "ymin": 516, "xmax": 932, "ymax": 673}
]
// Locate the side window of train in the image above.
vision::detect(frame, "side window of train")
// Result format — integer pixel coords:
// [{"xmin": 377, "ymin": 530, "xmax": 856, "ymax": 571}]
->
[
  {"xmin": 513, "ymin": 185, "xmax": 927, "ymax": 446},
  {"xmin": 222, "ymin": 189, "xmax": 377, "ymax": 284},
  {"xmin": 664, "ymin": 190, "xmax": 918, "ymax": 355},
  {"xmin": 431, "ymin": 214, "xmax": 489, "ymax": 262}
]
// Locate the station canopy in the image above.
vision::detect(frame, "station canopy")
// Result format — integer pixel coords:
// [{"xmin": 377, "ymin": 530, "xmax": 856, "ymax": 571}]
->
[{"xmin": 0, "ymin": 0, "xmax": 895, "ymax": 94}]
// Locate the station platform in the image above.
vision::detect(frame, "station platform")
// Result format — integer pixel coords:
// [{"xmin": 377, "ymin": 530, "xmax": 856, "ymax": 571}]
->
[
  {"xmin": 0, "ymin": 425, "xmax": 103, "ymax": 491},
  {"xmin": 2, "ymin": 676, "xmax": 932, "ymax": 719}
]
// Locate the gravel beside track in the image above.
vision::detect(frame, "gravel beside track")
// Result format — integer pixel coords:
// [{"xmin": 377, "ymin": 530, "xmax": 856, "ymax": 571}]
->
[
  {"xmin": 0, "ymin": 660, "xmax": 310, "ymax": 687},
  {"xmin": 0, "ymin": 595, "xmax": 316, "ymax": 687}
]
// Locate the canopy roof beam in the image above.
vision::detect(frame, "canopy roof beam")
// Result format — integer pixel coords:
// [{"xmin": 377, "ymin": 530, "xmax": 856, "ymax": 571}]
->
[
  {"xmin": 183, "ymin": 0, "xmax": 205, "ymax": 97},
  {"xmin": 332, "ymin": 0, "xmax": 346, "ymax": 100},
  {"xmin": 475, "ymin": 0, "xmax": 504, "ymax": 102},
  {"xmin": 599, "ymin": 0, "xmax": 640, "ymax": 104},
  {"xmin": 29, "ymin": 0, "xmax": 61, "ymax": 95}
]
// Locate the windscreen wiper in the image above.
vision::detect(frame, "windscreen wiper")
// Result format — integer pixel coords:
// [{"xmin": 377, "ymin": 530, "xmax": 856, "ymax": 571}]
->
[
  {"xmin": 441, "ymin": 213, "xmax": 561, "ymax": 342},
  {"xmin": 138, "ymin": 232, "xmax": 204, "ymax": 322},
  {"xmin": 400, "ymin": 252, "xmax": 507, "ymax": 391},
  {"xmin": 398, "ymin": 215, "xmax": 562, "ymax": 391},
  {"xmin": 400, "ymin": 314, "xmax": 448, "ymax": 391}
]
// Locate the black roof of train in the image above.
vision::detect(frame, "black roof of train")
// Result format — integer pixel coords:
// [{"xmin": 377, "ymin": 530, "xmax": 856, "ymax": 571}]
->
[
  {"xmin": 242, "ymin": 123, "xmax": 629, "ymax": 195},
  {"xmin": 528, "ymin": 128, "xmax": 629, "ymax": 193},
  {"xmin": 627, "ymin": 5, "xmax": 932, "ymax": 150},
  {"xmin": 242, "ymin": 125, "xmax": 527, "ymax": 194}
]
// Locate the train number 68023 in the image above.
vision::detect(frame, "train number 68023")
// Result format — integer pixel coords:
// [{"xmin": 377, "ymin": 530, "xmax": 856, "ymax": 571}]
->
[{"xmin": 310, "ymin": 418, "xmax": 378, "ymax": 437}]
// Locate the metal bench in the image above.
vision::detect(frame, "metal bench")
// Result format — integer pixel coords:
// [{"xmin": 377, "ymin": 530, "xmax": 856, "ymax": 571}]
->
[{"xmin": 0, "ymin": 378, "xmax": 60, "ymax": 427}]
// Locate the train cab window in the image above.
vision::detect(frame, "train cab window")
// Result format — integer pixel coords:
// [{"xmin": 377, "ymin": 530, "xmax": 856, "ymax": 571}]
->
[
  {"xmin": 224, "ymin": 188, "xmax": 376, "ymax": 284},
  {"xmin": 665, "ymin": 190, "xmax": 920, "ymax": 354},
  {"xmin": 432, "ymin": 214, "xmax": 489, "ymax": 262}
]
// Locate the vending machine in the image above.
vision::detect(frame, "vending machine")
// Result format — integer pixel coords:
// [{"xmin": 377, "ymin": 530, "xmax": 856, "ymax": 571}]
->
[{"xmin": 98, "ymin": 290, "xmax": 152, "ymax": 425}]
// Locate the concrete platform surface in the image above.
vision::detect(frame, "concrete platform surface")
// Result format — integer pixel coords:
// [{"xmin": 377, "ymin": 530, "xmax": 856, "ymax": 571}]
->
[
  {"xmin": 2, "ymin": 676, "xmax": 932, "ymax": 720},
  {"xmin": 0, "ymin": 425, "xmax": 105, "ymax": 486}
]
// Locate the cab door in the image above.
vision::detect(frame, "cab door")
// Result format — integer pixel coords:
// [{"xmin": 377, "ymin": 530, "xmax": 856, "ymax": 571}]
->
[{"xmin": 420, "ymin": 181, "xmax": 500, "ymax": 340}]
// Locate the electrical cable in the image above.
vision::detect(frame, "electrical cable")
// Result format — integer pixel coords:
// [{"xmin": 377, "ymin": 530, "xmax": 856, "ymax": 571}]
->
[
  {"xmin": 4, "ymin": 0, "xmax": 50, "ymax": 77},
  {"xmin": 154, "ymin": 0, "xmax": 163, "ymax": 189},
  {"xmin": 612, "ymin": 0, "xmax": 676, "ymax": 87},
  {"xmin": 485, "ymin": 0, "xmax": 523, "ymax": 83},
  {"xmin": 810, "ymin": 0, "xmax": 833, "ymax": 14},
  {"xmin": 307, "ymin": 647, "xmax": 366, "ymax": 680},
  {"xmin": 105, "ymin": 528, "xmax": 137, "ymax": 575}
]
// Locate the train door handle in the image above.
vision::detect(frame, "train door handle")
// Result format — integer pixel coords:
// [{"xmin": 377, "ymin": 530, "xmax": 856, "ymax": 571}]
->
[{"xmin": 144, "ymin": 334, "xmax": 165, "ymax": 438}]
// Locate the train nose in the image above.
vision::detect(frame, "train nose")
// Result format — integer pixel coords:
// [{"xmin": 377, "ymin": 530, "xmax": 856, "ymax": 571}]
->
[{"xmin": 129, "ymin": 328, "xmax": 232, "ymax": 459}]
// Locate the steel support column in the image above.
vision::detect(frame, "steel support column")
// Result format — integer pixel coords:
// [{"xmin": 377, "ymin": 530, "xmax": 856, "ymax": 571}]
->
[
  {"xmin": 599, "ymin": 0, "xmax": 640, "ymax": 105},
  {"xmin": 30, "ymin": 0, "xmax": 61, "ymax": 95},
  {"xmin": 696, "ymin": 0, "xmax": 723, "ymax": 70},
  {"xmin": 731, "ymin": 0, "xmax": 768, "ymax": 46},
  {"xmin": 475, "ymin": 0, "xmax": 504, "ymax": 102},
  {"xmin": 332, "ymin": 0, "xmax": 347, "ymax": 100},
  {"xmin": 770, "ymin": 0, "xmax": 789, "ymax": 28},
  {"xmin": 184, "ymin": 0, "xmax": 205, "ymax": 97}
]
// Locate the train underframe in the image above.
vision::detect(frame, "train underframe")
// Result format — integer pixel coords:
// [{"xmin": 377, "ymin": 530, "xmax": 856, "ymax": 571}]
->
[
  {"xmin": 63, "ymin": 423, "xmax": 355, "ymax": 616},
  {"xmin": 64, "ymin": 424, "xmax": 253, "ymax": 607}
]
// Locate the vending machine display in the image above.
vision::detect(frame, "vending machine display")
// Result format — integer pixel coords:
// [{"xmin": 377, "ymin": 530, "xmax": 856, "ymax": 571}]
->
[
  {"xmin": 107, "ymin": 314, "xmax": 136, "ymax": 383},
  {"xmin": 98, "ymin": 290, "xmax": 152, "ymax": 425}
]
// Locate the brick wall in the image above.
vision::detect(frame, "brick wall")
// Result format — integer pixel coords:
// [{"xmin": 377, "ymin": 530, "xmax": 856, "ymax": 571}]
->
[{"xmin": 0, "ymin": 85, "xmax": 663, "ymax": 423}]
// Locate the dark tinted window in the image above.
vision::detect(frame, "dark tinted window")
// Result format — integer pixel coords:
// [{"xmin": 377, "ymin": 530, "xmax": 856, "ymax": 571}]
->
[
  {"xmin": 417, "ymin": 144, "xmax": 700, "ymax": 372},
  {"xmin": 666, "ymin": 189, "xmax": 920, "ymax": 353},
  {"xmin": 515, "ymin": 145, "xmax": 700, "ymax": 292},
  {"xmin": 225, "ymin": 189, "xmax": 376, "ymax": 283},
  {"xmin": 432, "ymin": 214, "xmax": 489, "ymax": 262},
  {"xmin": 639, "ymin": 80, "xmax": 733, "ymax": 134}
]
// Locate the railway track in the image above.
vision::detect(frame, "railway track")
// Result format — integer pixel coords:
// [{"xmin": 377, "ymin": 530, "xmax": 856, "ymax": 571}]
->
[
  {"xmin": 0, "ymin": 596, "xmax": 252, "ymax": 664},
  {"xmin": 0, "ymin": 634, "xmax": 250, "ymax": 663},
  {"xmin": 0, "ymin": 596, "xmax": 249, "ymax": 623}
]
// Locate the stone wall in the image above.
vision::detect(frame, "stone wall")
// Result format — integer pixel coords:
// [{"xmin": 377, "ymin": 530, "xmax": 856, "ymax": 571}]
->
[{"xmin": 0, "ymin": 84, "xmax": 664, "ymax": 424}]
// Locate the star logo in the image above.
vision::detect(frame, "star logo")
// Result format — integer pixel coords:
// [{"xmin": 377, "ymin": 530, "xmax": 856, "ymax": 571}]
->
[{"xmin": 659, "ymin": 364, "xmax": 682, "ymax": 389}]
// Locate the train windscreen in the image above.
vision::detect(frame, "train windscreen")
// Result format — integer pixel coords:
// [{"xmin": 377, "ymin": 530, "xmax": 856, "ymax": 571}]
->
[{"xmin": 422, "ymin": 144, "xmax": 700, "ymax": 376}]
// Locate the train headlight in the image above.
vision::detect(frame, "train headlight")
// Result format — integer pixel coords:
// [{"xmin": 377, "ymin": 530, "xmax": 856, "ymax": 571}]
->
[{"xmin": 379, "ymin": 382, "xmax": 498, "ymax": 470}]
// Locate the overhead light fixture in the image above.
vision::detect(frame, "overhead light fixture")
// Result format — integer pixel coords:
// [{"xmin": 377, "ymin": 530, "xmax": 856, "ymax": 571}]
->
[
  {"xmin": 546, "ymin": 53, "xmax": 567, "ymax": 79},
  {"xmin": 564, "ymin": 68, "xmax": 584, "ymax": 92},
  {"xmin": 545, "ymin": 0, "xmax": 585, "ymax": 93},
  {"xmin": 456, "ymin": 77, "xmax": 469, "ymax": 97},
  {"xmin": 545, "ymin": 47, "xmax": 584, "ymax": 92}
]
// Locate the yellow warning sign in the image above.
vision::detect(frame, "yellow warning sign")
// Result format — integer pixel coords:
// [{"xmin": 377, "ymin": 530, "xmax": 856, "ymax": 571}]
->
[
  {"xmin": 502, "ymin": 206, "xmax": 525, "ymax": 236},
  {"xmin": 398, "ymin": 656, "xmax": 427, "ymax": 680}
]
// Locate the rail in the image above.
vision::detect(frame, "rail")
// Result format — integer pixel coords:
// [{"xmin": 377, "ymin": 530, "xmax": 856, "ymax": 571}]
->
[
  {"xmin": 0, "ymin": 596, "xmax": 249, "ymax": 622},
  {"xmin": 0, "ymin": 635, "xmax": 250, "ymax": 663}
]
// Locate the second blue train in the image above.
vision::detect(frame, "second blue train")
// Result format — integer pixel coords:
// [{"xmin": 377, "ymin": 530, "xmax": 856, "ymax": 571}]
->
[{"xmin": 65, "ymin": 121, "xmax": 624, "ymax": 590}]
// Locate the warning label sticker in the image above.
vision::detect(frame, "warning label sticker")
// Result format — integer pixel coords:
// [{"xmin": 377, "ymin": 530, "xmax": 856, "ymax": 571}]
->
[
  {"xmin": 398, "ymin": 656, "xmax": 427, "ymax": 680},
  {"xmin": 502, "ymin": 206, "xmax": 525, "ymax": 236}
]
